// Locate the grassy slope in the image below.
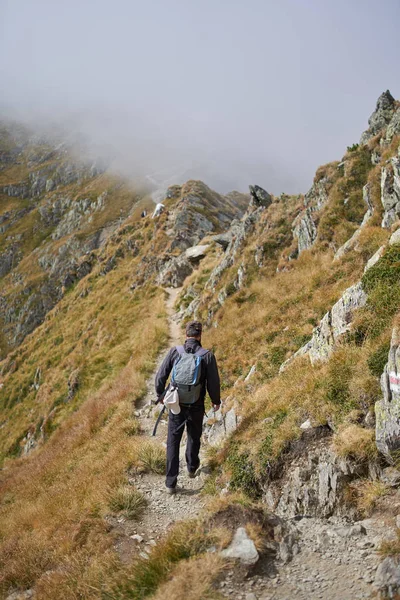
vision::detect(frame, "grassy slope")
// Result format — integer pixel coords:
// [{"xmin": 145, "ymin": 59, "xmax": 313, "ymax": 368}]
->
[{"xmin": 0, "ymin": 119, "xmax": 400, "ymax": 598}]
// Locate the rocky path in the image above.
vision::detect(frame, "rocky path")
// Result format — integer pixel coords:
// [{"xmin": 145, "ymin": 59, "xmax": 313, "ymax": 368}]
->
[
  {"xmin": 224, "ymin": 515, "xmax": 391, "ymax": 600},
  {"xmin": 111, "ymin": 287, "xmax": 391, "ymax": 598},
  {"xmin": 111, "ymin": 287, "xmax": 209, "ymax": 562}
]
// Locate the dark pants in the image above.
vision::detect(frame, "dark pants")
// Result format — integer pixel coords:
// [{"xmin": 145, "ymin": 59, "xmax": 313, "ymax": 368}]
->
[{"xmin": 166, "ymin": 404, "xmax": 204, "ymax": 488}]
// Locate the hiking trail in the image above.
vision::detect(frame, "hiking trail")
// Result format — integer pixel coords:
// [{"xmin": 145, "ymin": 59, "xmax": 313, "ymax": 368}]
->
[
  {"xmin": 109, "ymin": 287, "xmax": 208, "ymax": 563},
  {"xmin": 110, "ymin": 288, "xmax": 389, "ymax": 599}
]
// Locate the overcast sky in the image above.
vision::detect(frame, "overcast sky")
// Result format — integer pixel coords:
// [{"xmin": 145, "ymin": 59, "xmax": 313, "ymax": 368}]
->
[{"xmin": 0, "ymin": 0, "xmax": 399, "ymax": 194}]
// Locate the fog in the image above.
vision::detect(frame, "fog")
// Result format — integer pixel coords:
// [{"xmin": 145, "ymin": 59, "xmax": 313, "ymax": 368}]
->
[{"xmin": 0, "ymin": 0, "xmax": 399, "ymax": 194}]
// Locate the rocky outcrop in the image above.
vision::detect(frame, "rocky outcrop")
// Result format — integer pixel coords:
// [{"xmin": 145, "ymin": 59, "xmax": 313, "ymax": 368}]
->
[
  {"xmin": 334, "ymin": 183, "xmax": 374, "ymax": 260},
  {"xmin": 308, "ymin": 282, "xmax": 367, "ymax": 364},
  {"xmin": 281, "ymin": 282, "xmax": 367, "ymax": 370},
  {"xmin": 156, "ymin": 255, "xmax": 193, "ymax": 288},
  {"xmin": 376, "ymin": 328, "xmax": 400, "ymax": 461},
  {"xmin": 206, "ymin": 404, "xmax": 240, "ymax": 446},
  {"xmin": 360, "ymin": 90, "xmax": 396, "ymax": 145},
  {"xmin": 384, "ymin": 108, "xmax": 400, "ymax": 145},
  {"xmin": 292, "ymin": 176, "xmax": 331, "ymax": 254},
  {"xmin": 0, "ymin": 244, "xmax": 21, "ymax": 278},
  {"xmin": 249, "ymin": 185, "xmax": 272, "ymax": 208},
  {"xmin": 381, "ymin": 152, "xmax": 400, "ymax": 228},
  {"xmin": 165, "ymin": 181, "xmax": 247, "ymax": 251},
  {"xmin": 206, "ymin": 208, "xmax": 263, "ymax": 294},
  {"xmin": 293, "ymin": 208, "xmax": 317, "ymax": 254},
  {"xmin": 265, "ymin": 429, "xmax": 373, "ymax": 519},
  {"xmin": 304, "ymin": 177, "xmax": 330, "ymax": 210},
  {"xmin": 51, "ymin": 193, "xmax": 107, "ymax": 240}
]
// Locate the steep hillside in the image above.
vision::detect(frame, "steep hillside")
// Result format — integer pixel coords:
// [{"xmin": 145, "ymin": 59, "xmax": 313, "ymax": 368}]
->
[{"xmin": 1, "ymin": 91, "xmax": 400, "ymax": 600}]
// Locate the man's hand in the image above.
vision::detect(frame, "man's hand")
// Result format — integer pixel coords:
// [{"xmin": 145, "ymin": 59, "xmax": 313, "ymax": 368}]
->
[{"xmin": 212, "ymin": 404, "xmax": 220, "ymax": 412}]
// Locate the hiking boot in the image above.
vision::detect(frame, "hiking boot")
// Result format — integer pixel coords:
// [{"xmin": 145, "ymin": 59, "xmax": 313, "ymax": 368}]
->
[
  {"xmin": 166, "ymin": 486, "xmax": 176, "ymax": 495},
  {"xmin": 187, "ymin": 469, "xmax": 197, "ymax": 479}
]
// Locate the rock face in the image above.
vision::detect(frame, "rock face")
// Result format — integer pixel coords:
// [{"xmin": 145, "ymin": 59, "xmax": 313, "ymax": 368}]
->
[
  {"xmin": 381, "ymin": 152, "xmax": 400, "ymax": 228},
  {"xmin": 310, "ymin": 282, "xmax": 367, "ymax": 364},
  {"xmin": 265, "ymin": 430, "xmax": 371, "ymax": 519},
  {"xmin": 384, "ymin": 108, "xmax": 400, "ymax": 145},
  {"xmin": 165, "ymin": 180, "xmax": 248, "ymax": 251},
  {"xmin": 376, "ymin": 328, "xmax": 400, "ymax": 461},
  {"xmin": 292, "ymin": 176, "xmax": 331, "ymax": 255},
  {"xmin": 156, "ymin": 255, "xmax": 193, "ymax": 288},
  {"xmin": 293, "ymin": 208, "xmax": 318, "ymax": 254},
  {"xmin": 360, "ymin": 90, "xmax": 396, "ymax": 145}
]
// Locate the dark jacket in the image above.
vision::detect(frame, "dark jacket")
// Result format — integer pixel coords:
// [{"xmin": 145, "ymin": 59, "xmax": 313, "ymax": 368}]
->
[{"xmin": 155, "ymin": 338, "xmax": 221, "ymax": 405}]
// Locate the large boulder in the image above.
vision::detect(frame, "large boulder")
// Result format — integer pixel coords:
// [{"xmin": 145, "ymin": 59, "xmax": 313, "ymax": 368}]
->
[
  {"xmin": 360, "ymin": 90, "xmax": 396, "ymax": 145},
  {"xmin": 249, "ymin": 185, "xmax": 272, "ymax": 208},
  {"xmin": 376, "ymin": 328, "xmax": 400, "ymax": 461},
  {"xmin": 221, "ymin": 527, "xmax": 259, "ymax": 566}
]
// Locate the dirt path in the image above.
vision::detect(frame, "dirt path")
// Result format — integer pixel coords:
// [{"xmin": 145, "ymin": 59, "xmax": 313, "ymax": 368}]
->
[{"xmin": 111, "ymin": 287, "xmax": 209, "ymax": 562}]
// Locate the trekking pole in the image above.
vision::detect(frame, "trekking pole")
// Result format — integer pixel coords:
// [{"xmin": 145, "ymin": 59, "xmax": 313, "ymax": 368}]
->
[
  {"xmin": 152, "ymin": 390, "xmax": 167, "ymax": 437},
  {"xmin": 152, "ymin": 405, "xmax": 166, "ymax": 436}
]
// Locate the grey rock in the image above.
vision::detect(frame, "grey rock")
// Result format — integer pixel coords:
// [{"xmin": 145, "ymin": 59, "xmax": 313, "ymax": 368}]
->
[
  {"xmin": 221, "ymin": 527, "xmax": 259, "ymax": 566},
  {"xmin": 304, "ymin": 177, "xmax": 330, "ymax": 210},
  {"xmin": 360, "ymin": 90, "xmax": 396, "ymax": 145},
  {"xmin": 157, "ymin": 255, "xmax": 193, "ymax": 288},
  {"xmin": 309, "ymin": 282, "xmax": 367, "ymax": 364},
  {"xmin": 376, "ymin": 328, "xmax": 400, "ymax": 460},
  {"xmin": 249, "ymin": 185, "xmax": 272, "ymax": 208},
  {"xmin": 384, "ymin": 108, "xmax": 400, "ymax": 145},
  {"xmin": 381, "ymin": 467, "xmax": 400, "ymax": 487},
  {"xmin": 389, "ymin": 229, "xmax": 400, "ymax": 246},
  {"xmin": 283, "ymin": 282, "xmax": 367, "ymax": 369},
  {"xmin": 365, "ymin": 246, "xmax": 386, "ymax": 273},
  {"xmin": 210, "ymin": 232, "xmax": 233, "ymax": 250},
  {"xmin": 293, "ymin": 208, "xmax": 318, "ymax": 254},
  {"xmin": 185, "ymin": 244, "xmax": 210, "ymax": 262},
  {"xmin": 207, "ymin": 404, "xmax": 240, "ymax": 446},
  {"xmin": 381, "ymin": 153, "xmax": 400, "ymax": 228},
  {"xmin": 266, "ymin": 435, "xmax": 369, "ymax": 519},
  {"xmin": 374, "ymin": 557, "xmax": 400, "ymax": 599}
]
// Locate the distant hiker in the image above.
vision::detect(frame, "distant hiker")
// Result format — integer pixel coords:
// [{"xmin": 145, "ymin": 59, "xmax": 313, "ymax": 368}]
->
[
  {"xmin": 152, "ymin": 203, "xmax": 165, "ymax": 218},
  {"xmin": 141, "ymin": 209, "xmax": 147, "ymax": 218},
  {"xmin": 155, "ymin": 321, "xmax": 221, "ymax": 494}
]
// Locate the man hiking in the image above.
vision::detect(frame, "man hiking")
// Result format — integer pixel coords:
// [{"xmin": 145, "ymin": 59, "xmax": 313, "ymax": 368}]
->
[{"xmin": 155, "ymin": 320, "xmax": 221, "ymax": 494}]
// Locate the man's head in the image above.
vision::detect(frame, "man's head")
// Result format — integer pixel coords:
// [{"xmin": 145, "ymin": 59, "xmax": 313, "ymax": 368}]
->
[{"xmin": 185, "ymin": 320, "xmax": 203, "ymax": 340}]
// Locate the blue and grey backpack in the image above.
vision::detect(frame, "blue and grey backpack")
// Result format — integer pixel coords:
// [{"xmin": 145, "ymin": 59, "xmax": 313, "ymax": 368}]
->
[{"xmin": 171, "ymin": 346, "xmax": 209, "ymax": 404}]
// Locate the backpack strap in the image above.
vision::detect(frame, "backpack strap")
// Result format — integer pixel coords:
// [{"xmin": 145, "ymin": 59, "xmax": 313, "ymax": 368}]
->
[
  {"xmin": 175, "ymin": 345, "xmax": 185, "ymax": 355},
  {"xmin": 195, "ymin": 347, "xmax": 209, "ymax": 358}
]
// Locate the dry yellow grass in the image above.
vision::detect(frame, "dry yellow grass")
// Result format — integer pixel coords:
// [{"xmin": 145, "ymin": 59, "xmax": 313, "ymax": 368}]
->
[
  {"xmin": 333, "ymin": 424, "xmax": 378, "ymax": 462},
  {"xmin": 151, "ymin": 554, "xmax": 225, "ymax": 600}
]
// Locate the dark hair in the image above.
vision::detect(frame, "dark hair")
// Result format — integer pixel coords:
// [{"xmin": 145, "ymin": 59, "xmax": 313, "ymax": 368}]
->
[{"xmin": 185, "ymin": 321, "xmax": 203, "ymax": 337}]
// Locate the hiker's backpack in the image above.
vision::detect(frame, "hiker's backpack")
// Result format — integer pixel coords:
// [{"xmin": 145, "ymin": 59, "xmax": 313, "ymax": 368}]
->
[{"xmin": 171, "ymin": 346, "xmax": 209, "ymax": 404}]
